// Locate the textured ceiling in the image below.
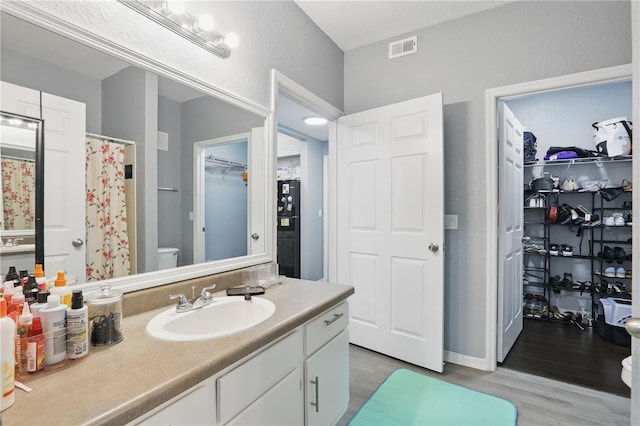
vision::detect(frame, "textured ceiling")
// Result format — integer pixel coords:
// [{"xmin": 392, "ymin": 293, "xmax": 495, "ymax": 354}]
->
[{"xmin": 294, "ymin": 0, "xmax": 517, "ymax": 51}]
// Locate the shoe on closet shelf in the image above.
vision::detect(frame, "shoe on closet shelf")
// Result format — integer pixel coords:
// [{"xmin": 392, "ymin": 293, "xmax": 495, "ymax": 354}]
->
[
  {"xmin": 603, "ymin": 216, "xmax": 616, "ymax": 226},
  {"xmin": 561, "ymin": 245, "xmax": 573, "ymax": 256},
  {"xmin": 614, "ymin": 215, "xmax": 626, "ymax": 226},
  {"xmin": 626, "ymin": 270, "xmax": 632, "ymax": 279},
  {"xmin": 604, "ymin": 266, "xmax": 617, "ymax": 277},
  {"xmin": 549, "ymin": 244, "xmax": 560, "ymax": 256},
  {"xmin": 616, "ymin": 267, "xmax": 626, "ymax": 278}
]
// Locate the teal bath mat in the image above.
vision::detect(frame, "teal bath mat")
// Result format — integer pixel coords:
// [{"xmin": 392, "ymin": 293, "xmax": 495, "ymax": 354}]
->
[{"xmin": 349, "ymin": 368, "xmax": 518, "ymax": 426}]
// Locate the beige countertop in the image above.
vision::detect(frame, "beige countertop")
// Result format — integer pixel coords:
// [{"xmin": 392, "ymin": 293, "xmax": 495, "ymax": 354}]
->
[{"xmin": 1, "ymin": 278, "xmax": 354, "ymax": 426}]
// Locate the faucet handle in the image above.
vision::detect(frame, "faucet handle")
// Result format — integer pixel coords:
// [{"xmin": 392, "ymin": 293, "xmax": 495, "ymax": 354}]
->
[
  {"xmin": 200, "ymin": 284, "xmax": 217, "ymax": 300},
  {"xmin": 169, "ymin": 293, "xmax": 192, "ymax": 312}
]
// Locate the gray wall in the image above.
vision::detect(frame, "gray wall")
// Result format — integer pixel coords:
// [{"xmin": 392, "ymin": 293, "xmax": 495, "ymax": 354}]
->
[
  {"xmin": 102, "ymin": 67, "xmax": 159, "ymax": 273},
  {"xmin": 180, "ymin": 96, "xmax": 264, "ymax": 265},
  {"xmin": 0, "ymin": 47, "xmax": 102, "ymax": 133},
  {"xmin": 343, "ymin": 1, "xmax": 632, "ymax": 360},
  {"xmin": 157, "ymin": 96, "xmax": 183, "ymax": 254}
]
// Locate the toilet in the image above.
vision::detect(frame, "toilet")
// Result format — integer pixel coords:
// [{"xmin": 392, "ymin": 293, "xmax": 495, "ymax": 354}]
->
[
  {"xmin": 157, "ymin": 247, "xmax": 179, "ymax": 270},
  {"xmin": 621, "ymin": 356, "xmax": 632, "ymax": 388}
]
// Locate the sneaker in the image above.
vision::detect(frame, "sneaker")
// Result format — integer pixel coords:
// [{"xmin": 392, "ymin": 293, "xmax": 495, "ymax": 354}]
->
[
  {"xmin": 603, "ymin": 216, "xmax": 615, "ymax": 226},
  {"xmin": 561, "ymin": 245, "xmax": 573, "ymax": 256},
  {"xmin": 616, "ymin": 267, "xmax": 626, "ymax": 278},
  {"xmin": 549, "ymin": 244, "xmax": 560, "ymax": 256},
  {"xmin": 604, "ymin": 266, "xmax": 617, "ymax": 277},
  {"xmin": 614, "ymin": 215, "xmax": 626, "ymax": 226},
  {"xmin": 626, "ymin": 270, "xmax": 632, "ymax": 278}
]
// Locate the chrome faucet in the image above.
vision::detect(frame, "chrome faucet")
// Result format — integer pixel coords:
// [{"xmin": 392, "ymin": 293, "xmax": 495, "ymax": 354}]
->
[{"xmin": 169, "ymin": 284, "xmax": 217, "ymax": 313}]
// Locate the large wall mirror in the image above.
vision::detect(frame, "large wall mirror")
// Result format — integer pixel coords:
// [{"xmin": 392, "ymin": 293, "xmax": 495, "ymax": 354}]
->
[{"xmin": 0, "ymin": 7, "xmax": 273, "ymax": 293}]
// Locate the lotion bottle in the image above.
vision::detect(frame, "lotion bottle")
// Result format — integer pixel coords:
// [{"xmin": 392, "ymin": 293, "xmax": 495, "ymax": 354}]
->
[
  {"xmin": 40, "ymin": 294, "xmax": 67, "ymax": 365},
  {"xmin": 0, "ymin": 298, "xmax": 16, "ymax": 411},
  {"xmin": 27, "ymin": 316, "xmax": 45, "ymax": 373},
  {"xmin": 66, "ymin": 290, "xmax": 89, "ymax": 359},
  {"xmin": 50, "ymin": 271, "xmax": 71, "ymax": 307}
]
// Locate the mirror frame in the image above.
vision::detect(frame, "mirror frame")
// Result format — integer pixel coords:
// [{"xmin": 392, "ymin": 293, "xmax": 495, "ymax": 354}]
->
[
  {"xmin": 0, "ymin": 110, "xmax": 44, "ymax": 264},
  {"xmin": 2, "ymin": 2, "xmax": 275, "ymax": 294}
]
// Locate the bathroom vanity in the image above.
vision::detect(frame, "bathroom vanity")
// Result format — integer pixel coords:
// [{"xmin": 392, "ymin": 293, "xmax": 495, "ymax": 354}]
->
[{"xmin": 2, "ymin": 278, "xmax": 354, "ymax": 425}]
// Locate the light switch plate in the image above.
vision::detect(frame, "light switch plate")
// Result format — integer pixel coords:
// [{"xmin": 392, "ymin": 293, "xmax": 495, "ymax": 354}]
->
[{"xmin": 444, "ymin": 214, "xmax": 458, "ymax": 230}]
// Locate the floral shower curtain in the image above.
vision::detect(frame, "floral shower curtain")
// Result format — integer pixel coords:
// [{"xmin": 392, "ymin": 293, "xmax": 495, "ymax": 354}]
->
[
  {"xmin": 85, "ymin": 137, "xmax": 130, "ymax": 281},
  {"xmin": 1, "ymin": 158, "xmax": 35, "ymax": 230}
]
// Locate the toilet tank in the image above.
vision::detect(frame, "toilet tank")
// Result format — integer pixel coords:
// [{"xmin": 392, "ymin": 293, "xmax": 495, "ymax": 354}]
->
[{"xmin": 157, "ymin": 247, "xmax": 179, "ymax": 270}]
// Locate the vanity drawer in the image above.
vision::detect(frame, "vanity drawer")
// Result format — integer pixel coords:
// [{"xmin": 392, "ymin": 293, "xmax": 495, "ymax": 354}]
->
[
  {"xmin": 217, "ymin": 330, "xmax": 302, "ymax": 424},
  {"xmin": 304, "ymin": 301, "xmax": 349, "ymax": 356}
]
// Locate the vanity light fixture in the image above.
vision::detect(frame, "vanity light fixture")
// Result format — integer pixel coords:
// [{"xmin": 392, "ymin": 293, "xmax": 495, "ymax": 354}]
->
[
  {"xmin": 304, "ymin": 116, "xmax": 328, "ymax": 126},
  {"xmin": 117, "ymin": 0, "xmax": 239, "ymax": 59}
]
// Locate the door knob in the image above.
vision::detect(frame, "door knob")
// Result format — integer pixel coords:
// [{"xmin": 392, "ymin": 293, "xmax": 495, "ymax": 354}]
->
[
  {"xmin": 626, "ymin": 317, "xmax": 640, "ymax": 339},
  {"xmin": 428, "ymin": 243, "xmax": 439, "ymax": 253},
  {"xmin": 72, "ymin": 238, "xmax": 84, "ymax": 247},
  {"xmin": 251, "ymin": 233, "xmax": 260, "ymax": 240}
]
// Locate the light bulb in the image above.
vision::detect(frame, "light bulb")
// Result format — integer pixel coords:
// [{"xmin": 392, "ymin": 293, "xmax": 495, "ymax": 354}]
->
[
  {"xmin": 304, "ymin": 117, "xmax": 327, "ymax": 126},
  {"xmin": 194, "ymin": 14, "xmax": 215, "ymax": 33},
  {"xmin": 224, "ymin": 32, "xmax": 240, "ymax": 49},
  {"xmin": 165, "ymin": 1, "xmax": 185, "ymax": 15}
]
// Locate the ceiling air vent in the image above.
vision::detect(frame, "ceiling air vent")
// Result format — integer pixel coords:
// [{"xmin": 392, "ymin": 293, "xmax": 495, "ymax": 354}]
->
[{"xmin": 388, "ymin": 35, "xmax": 417, "ymax": 59}]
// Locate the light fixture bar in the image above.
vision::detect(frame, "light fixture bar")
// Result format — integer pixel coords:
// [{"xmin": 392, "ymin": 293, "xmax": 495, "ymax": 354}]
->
[{"xmin": 117, "ymin": 0, "xmax": 231, "ymax": 59}]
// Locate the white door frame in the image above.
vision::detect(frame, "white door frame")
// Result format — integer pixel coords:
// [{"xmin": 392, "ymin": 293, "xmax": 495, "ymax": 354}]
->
[
  {"xmin": 485, "ymin": 64, "xmax": 633, "ymax": 370},
  {"xmin": 270, "ymin": 70, "xmax": 343, "ymax": 280}
]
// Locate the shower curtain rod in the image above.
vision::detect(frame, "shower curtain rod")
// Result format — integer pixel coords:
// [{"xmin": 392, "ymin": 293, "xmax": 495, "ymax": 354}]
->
[{"xmin": 86, "ymin": 132, "xmax": 135, "ymax": 145}]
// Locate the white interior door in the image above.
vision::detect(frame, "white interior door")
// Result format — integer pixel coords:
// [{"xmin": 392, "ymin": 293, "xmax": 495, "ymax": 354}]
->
[
  {"xmin": 41, "ymin": 92, "xmax": 86, "ymax": 280},
  {"xmin": 497, "ymin": 102, "xmax": 524, "ymax": 363},
  {"xmin": 337, "ymin": 93, "xmax": 444, "ymax": 372},
  {"xmin": 0, "ymin": 82, "xmax": 86, "ymax": 279},
  {"xmin": 249, "ymin": 127, "xmax": 265, "ymax": 255}
]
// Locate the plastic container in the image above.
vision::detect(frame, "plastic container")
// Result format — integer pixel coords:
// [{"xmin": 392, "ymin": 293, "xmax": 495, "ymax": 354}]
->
[
  {"xmin": 87, "ymin": 283, "xmax": 123, "ymax": 347},
  {"xmin": 0, "ymin": 298, "xmax": 16, "ymax": 411}
]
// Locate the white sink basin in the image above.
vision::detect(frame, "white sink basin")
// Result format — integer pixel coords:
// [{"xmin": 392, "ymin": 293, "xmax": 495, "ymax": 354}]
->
[{"xmin": 146, "ymin": 296, "xmax": 276, "ymax": 342}]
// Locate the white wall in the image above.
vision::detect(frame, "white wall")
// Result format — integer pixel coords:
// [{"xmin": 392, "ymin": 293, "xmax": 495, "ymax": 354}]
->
[{"xmin": 344, "ymin": 0, "xmax": 632, "ymax": 360}]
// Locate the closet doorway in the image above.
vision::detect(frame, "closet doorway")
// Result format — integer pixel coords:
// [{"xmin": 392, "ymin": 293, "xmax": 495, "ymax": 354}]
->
[{"xmin": 488, "ymin": 64, "xmax": 633, "ymax": 395}]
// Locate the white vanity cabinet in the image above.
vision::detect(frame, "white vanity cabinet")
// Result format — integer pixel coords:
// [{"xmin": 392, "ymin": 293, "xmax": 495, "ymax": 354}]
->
[
  {"xmin": 304, "ymin": 301, "xmax": 350, "ymax": 425},
  {"xmin": 132, "ymin": 301, "xmax": 349, "ymax": 426},
  {"xmin": 134, "ymin": 377, "xmax": 216, "ymax": 425}
]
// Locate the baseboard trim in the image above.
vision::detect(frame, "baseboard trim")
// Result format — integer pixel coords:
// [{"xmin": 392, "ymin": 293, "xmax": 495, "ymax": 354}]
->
[{"xmin": 445, "ymin": 350, "xmax": 493, "ymax": 371}]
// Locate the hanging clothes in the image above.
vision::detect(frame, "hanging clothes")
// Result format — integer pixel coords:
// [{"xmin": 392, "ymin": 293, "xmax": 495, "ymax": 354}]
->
[{"xmin": 85, "ymin": 137, "xmax": 130, "ymax": 281}]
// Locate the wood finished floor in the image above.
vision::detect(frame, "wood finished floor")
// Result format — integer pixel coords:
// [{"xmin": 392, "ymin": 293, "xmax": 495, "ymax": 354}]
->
[
  {"xmin": 337, "ymin": 343, "xmax": 631, "ymax": 426},
  {"xmin": 501, "ymin": 318, "xmax": 631, "ymax": 397}
]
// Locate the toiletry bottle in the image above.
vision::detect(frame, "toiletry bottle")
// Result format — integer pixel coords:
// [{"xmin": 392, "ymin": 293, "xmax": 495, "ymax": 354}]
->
[
  {"xmin": 23, "ymin": 275, "xmax": 39, "ymax": 304},
  {"xmin": 2, "ymin": 281, "xmax": 14, "ymax": 306},
  {"xmin": 50, "ymin": 271, "xmax": 71, "ymax": 307},
  {"xmin": 40, "ymin": 294, "xmax": 68, "ymax": 365},
  {"xmin": 33, "ymin": 264, "xmax": 44, "ymax": 279},
  {"xmin": 66, "ymin": 290, "xmax": 89, "ymax": 359},
  {"xmin": 27, "ymin": 317, "xmax": 45, "ymax": 373},
  {"xmin": 19, "ymin": 270, "xmax": 28, "ymax": 285},
  {"xmin": 4, "ymin": 266, "xmax": 18, "ymax": 283},
  {"xmin": 8, "ymin": 286, "xmax": 24, "ymax": 316},
  {"xmin": 16, "ymin": 302, "xmax": 33, "ymax": 376},
  {"xmin": 30, "ymin": 291, "xmax": 50, "ymax": 319},
  {"xmin": 34, "ymin": 264, "xmax": 47, "ymax": 292},
  {"xmin": 0, "ymin": 298, "xmax": 16, "ymax": 411}
]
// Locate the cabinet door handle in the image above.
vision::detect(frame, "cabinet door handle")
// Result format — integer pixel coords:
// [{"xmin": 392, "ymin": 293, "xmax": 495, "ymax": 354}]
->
[
  {"xmin": 310, "ymin": 376, "xmax": 319, "ymax": 412},
  {"xmin": 324, "ymin": 312, "xmax": 344, "ymax": 326}
]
